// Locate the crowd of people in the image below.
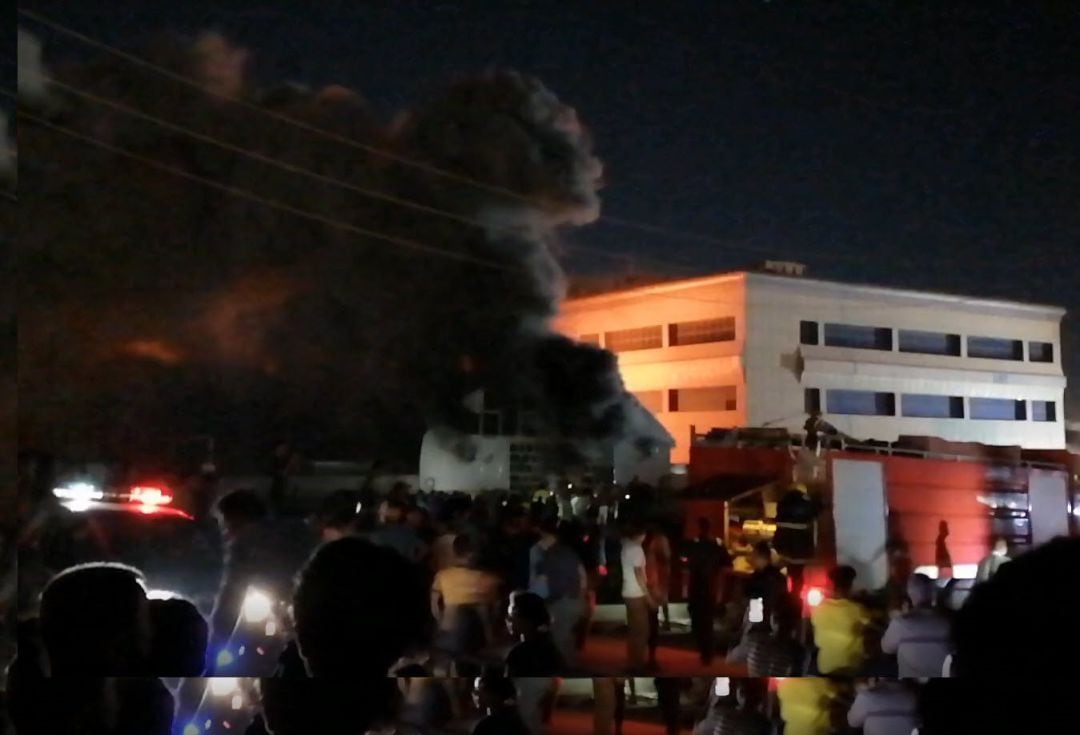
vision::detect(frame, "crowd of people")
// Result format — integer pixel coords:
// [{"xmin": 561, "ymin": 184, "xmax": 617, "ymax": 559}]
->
[{"xmin": 4, "ymin": 458, "xmax": 1079, "ymax": 734}]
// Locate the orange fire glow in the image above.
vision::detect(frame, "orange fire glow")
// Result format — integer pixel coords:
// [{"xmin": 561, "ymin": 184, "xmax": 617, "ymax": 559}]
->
[{"xmin": 120, "ymin": 339, "xmax": 185, "ymax": 365}]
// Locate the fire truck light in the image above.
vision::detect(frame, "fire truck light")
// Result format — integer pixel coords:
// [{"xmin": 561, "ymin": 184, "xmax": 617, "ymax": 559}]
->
[
  {"xmin": 129, "ymin": 485, "xmax": 173, "ymax": 505},
  {"xmin": 806, "ymin": 588, "xmax": 825, "ymax": 607}
]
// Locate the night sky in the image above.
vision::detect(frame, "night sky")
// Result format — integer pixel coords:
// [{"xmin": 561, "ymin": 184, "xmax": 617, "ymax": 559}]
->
[{"xmin": 19, "ymin": 0, "xmax": 1080, "ymax": 411}]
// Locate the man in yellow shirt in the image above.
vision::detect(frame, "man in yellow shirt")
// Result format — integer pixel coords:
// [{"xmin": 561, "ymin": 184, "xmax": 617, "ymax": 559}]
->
[
  {"xmin": 775, "ymin": 676, "xmax": 842, "ymax": 735},
  {"xmin": 809, "ymin": 565, "xmax": 870, "ymax": 675},
  {"xmin": 430, "ymin": 534, "xmax": 498, "ymax": 672}
]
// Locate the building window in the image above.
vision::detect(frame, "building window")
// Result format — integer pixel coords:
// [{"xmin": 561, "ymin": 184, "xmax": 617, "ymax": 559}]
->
[
  {"xmin": 579, "ymin": 333, "xmax": 600, "ymax": 347},
  {"xmin": 970, "ymin": 397, "xmax": 1026, "ymax": 421},
  {"xmin": 898, "ymin": 330, "xmax": 962, "ymax": 357},
  {"xmin": 800, "ymin": 321, "xmax": 819, "ymax": 345},
  {"xmin": 669, "ymin": 316, "xmax": 736, "ymax": 346},
  {"xmin": 669, "ymin": 386, "xmax": 737, "ymax": 412},
  {"xmin": 825, "ymin": 389, "xmax": 895, "ymax": 416},
  {"xmin": 633, "ymin": 390, "xmax": 664, "ymax": 414},
  {"xmin": 967, "ymin": 336, "xmax": 1023, "ymax": 361},
  {"xmin": 901, "ymin": 394, "xmax": 965, "ymax": 419},
  {"xmin": 823, "ymin": 323, "xmax": 893, "ymax": 351},
  {"xmin": 604, "ymin": 325, "xmax": 662, "ymax": 352},
  {"xmin": 804, "ymin": 388, "xmax": 821, "ymax": 414},
  {"xmin": 1029, "ymin": 342, "xmax": 1054, "ymax": 363},
  {"xmin": 1031, "ymin": 401, "xmax": 1057, "ymax": 422}
]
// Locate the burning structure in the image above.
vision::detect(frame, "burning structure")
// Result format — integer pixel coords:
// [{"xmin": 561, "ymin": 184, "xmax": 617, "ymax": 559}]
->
[{"xmin": 18, "ymin": 30, "xmax": 657, "ymax": 470}]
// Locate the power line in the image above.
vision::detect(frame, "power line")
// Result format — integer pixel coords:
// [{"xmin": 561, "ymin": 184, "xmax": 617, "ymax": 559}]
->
[
  {"xmin": 32, "ymin": 75, "xmax": 712, "ymax": 280},
  {"xmin": 41, "ymin": 75, "xmax": 725, "ymax": 280},
  {"xmin": 43, "ymin": 76, "xmax": 488, "ymax": 229},
  {"xmin": 17, "ymin": 8, "xmax": 858, "ymax": 266},
  {"xmin": 15, "ymin": 98, "xmax": 1037, "ymax": 319},
  {"xmin": 11, "ymin": 100, "xmax": 514, "ymax": 273}
]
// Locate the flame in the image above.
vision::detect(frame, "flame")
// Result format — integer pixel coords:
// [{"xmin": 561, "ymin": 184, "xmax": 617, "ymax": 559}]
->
[
  {"xmin": 120, "ymin": 339, "xmax": 185, "ymax": 365},
  {"xmin": 202, "ymin": 271, "xmax": 298, "ymax": 367}
]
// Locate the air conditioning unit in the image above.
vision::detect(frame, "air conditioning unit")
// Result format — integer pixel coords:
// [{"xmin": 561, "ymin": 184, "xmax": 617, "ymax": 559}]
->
[{"xmin": 762, "ymin": 261, "xmax": 808, "ymax": 277}]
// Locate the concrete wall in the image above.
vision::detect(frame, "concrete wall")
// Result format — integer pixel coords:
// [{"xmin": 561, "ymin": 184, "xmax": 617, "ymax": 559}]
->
[
  {"xmin": 555, "ymin": 274, "xmax": 748, "ymax": 463},
  {"xmin": 557, "ymin": 271, "xmax": 1068, "ymax": 462},
  {"xmin": 745, "ymin": 273, "xmax": 1067, "ymax": 449}
]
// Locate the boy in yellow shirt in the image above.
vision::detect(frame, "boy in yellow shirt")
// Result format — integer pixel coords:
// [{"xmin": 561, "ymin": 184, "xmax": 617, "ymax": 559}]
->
[{"xmin": 809, "ymin": 565, "xmax": 871, "ymax": 675}]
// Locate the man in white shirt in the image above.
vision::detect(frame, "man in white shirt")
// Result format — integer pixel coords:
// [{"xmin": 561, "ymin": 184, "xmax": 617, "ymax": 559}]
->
[
  {"xmin": 975, "ymin": 537, "xmax": 1010, "ymax": 583},
  {"xmin": 621, "ymin": 526, "xmax": 654, "ymax": 672},
  {"xmin": 881, "ymin": 574, "xmax": 951, "ymax": 679},
  {"xmin": 847, "ymin": 679, "xmax": 919, "ymax": 735}
]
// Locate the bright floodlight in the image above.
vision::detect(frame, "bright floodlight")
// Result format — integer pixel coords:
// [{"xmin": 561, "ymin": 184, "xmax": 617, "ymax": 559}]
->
[
  {"xmin": 53, "ymin": 482, "xmax": 103, "ymax": 501},
  {"xmin": 209, "ymin": 677, "xmax": 240, "ymax": 696},
  {"xmin": 807, "ymin": 588, "xmax": 825, "ymax": 607},
  {"xmin": 146, "ymin": 589, "xmax": 178, "ymax": 600},
  {"xmin": 242, "ymin": 589, "xmax": 274, "ymax": 623},
  {"xmin": 714, "ymin": 677, "xmax": 730, "ymax": 697}
]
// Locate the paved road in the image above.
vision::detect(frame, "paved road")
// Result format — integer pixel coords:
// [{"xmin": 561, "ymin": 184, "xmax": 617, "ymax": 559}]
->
[
  {"xmin": 550, "ymin": 710, "xmax": 670, "ymax": 735},
  {"xmin": 577, "ymin": 632, "xmax": 749, "ymax": 676}
]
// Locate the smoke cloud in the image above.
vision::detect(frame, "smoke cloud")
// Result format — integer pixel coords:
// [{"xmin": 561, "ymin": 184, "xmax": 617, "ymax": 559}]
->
[
  {"xmin": 19, "ymin": 33, "xmax": 646, "ymax": 468},
  {"xmin": 18, "ymin": 29, "xmax": 51, "ymax": 106},
  {"xmin": 0, "ymin": 111, "xmax": 13, "ymax": 187}
]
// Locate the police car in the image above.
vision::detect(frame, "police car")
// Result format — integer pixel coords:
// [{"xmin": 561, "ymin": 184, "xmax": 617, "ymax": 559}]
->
[{"xmin": 47, "ymin": 479, "xmax": 221, "ymax": 615}]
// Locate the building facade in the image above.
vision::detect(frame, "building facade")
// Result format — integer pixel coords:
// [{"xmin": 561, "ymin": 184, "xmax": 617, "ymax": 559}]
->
[{"xmin": 555, "ymin": 268, "xmax": 1068, "ymax": 464}]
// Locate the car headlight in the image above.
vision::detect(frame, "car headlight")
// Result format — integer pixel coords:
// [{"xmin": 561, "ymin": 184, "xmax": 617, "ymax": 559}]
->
[
  {"xmin": 209, "ymin": 677, "xmax": 240, "ymax": 697},
  {"xmin": 146, "ymin": 589, "xmax": 179, "ymax": 601},
  {"xmin": 242, "ymin": 589, "xmax": 274, "ymax": 623}
]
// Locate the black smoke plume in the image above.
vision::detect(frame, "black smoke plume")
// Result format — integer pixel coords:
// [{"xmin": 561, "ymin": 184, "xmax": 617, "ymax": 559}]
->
[{"xmin": 18, "ymin": 31, "xmax": 646, "ymax": 467}]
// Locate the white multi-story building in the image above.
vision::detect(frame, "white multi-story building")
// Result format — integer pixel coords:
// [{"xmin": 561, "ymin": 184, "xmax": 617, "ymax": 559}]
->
[{"xmin": 555, "ymin": 264, "xmax": 1068, "ymax": 464}]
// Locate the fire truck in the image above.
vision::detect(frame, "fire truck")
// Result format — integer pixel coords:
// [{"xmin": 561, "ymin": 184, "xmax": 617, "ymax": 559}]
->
[{"xmin": 682, "ymin": 426, "xmax": 1078, "ymax": 607}]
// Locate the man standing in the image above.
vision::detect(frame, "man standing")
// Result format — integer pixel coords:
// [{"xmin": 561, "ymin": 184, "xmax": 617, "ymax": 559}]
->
[
  {"xmin": 368, "ymin": 500, "xmax": 428, "ymax": 565},
  {"xmin": 592, "ymin": 677, "xmax": 626, "ymax": 735},
  {"xmin": 685, "ymin": 517, "xmax": 731, "ymax": 665},
  {"xmin": 645, "ymin": 521, "xmax": 673, "ymax": 632},
  {"xmin": 471, "ymin": 675, "xmax": 530, "ymax": 735},
  {"xmin": 528, "ymin": 521, "xmax": 554, "ymax": 600},
  {"xmin": 847, "ymin": 678, "xmax": 919, "ymax": 735},
  {"xmin": 209, "ymin": 490, "xmax": 294, "ymax": 673},
  {"xmin": 620, "ymin": 524, "xmax": 654, "ymax": 672},
  {"xmin": 772, "ymin": 484, "xmax": 819, "ymax": 597},
  {"xmin": 268, "ymin": 443, "xmax": 298, "ymax": 516},
  {"xmin": 809, "ymin": 565, "xmax": 870, "ymax": 676},
  {"xmin": 744, "ymin": 541, "xmax": 787, "ymax": 629},
  {"xmin": 880, "ymin": 574, "xmax": 951, "ymax": 679},
  {"xmin": 535, "ymin": 521, "xmax": 587, "ymax": 667},
  {"xmin": 975, "ymin": 536, "xmax": 1010, "ymax": 583}
]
